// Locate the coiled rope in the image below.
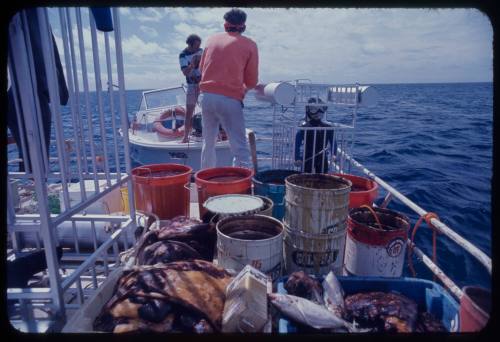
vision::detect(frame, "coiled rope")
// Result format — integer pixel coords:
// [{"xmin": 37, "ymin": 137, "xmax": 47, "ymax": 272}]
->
[{"xmin": 407, "ymin": 212, "xmax": 440, "ymax": 280}]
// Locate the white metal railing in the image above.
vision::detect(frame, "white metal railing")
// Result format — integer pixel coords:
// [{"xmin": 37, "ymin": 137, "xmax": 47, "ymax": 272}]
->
[
  {"xmin": 7, "ymin": 7, "xmax": 136, "ymax": 332},
  {"xmin": 337, "ymin": 150, "xmax": 491, "ymax": 299}
]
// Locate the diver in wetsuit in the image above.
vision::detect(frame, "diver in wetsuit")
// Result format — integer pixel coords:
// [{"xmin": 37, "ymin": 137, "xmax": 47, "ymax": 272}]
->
[{"xmin": 294, "ymin": 97, "xmax": 336, "ymax": 173}]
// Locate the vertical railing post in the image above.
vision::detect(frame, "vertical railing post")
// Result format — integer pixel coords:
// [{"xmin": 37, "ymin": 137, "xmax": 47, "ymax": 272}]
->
[
  {"xmin": 38, "ymin": 8, "xmax": 72, "ymax": 194},
  {"xmin": 104, "ymin": 32, "xmax": 122, "ymax": 180},
  {"xmin": 76, "ymin": 7, "xmax": 100, "ymax": 194},
  {"xmin": 112, "ymin": 8, "xmax": 137, "ymax": 225},
  {"xmin": 59, "ymin": 8, "xmax": 87, "ymax": 201},
  {"xmin": 89, "ymin": 13, "xmax": 112, "ymax": 187},
  {"xmin": 9, "ymin": 10, "xmax": 66, "ymax": 323}
]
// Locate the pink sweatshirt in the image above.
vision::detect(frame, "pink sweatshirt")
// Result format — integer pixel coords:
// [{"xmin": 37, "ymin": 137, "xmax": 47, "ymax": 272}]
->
[{"xmin": 199, "ymin": 32, "xmax": 259, "ymax": 101}]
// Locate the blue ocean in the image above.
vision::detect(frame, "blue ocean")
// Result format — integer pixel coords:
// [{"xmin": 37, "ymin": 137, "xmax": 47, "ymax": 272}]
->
[{"xmin": 7, "ymin": 82, "xmax": 492, "ymax": 290}]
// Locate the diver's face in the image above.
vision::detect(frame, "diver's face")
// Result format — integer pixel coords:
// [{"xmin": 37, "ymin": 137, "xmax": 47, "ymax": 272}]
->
[{"xmin": 307, "ymin": 111, "xmax": 324, "ymax": 121}]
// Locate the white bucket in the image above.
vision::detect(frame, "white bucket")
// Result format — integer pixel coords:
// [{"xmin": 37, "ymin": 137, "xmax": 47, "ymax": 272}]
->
[
  {"xmin": 216, "ymin": 215, "xmax": 284, "ymax": 281},
  {"xmin": 284, "ymin": 174, "xmax": 351, "ymax": 235},
  {"xmin": 254, "ymin": 82, "xmax": 296, "ymax": 106},
  {"xmin": 283, "ymin": 224, "xmax": 347, "ymax": 276},
  {"xmin": 344, "ymin": 207, "xmax": 410, "ymax": 277}
]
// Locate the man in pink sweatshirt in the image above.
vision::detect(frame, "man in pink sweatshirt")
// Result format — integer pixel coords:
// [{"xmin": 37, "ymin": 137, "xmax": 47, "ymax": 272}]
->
[{"xmin": 198, "ymin": 8, "xmax": 259, "ymax": 168}]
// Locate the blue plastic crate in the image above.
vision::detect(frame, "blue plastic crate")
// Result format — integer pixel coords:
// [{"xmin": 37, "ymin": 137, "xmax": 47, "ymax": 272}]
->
[{"xmin": 276, "ymin": 276, "xmax": 460, "ymax": 333}]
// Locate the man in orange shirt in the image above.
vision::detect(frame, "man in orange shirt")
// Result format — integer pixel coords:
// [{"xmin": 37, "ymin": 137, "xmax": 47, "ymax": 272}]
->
[{"xmin": 198, "ymin": 8, "xmax": 259, "ymax": 168}]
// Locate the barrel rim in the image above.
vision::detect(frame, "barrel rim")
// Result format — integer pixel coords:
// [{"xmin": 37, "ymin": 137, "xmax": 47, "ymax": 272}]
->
[
  {"xmin": 285, "ymin": 173, "xmax": 352, "ymax": 192},
  {"xmin": 253, "ymin": 195, "xmax": 274, "ymax": 210},
  {"xmin": 216, "ymin": 214, "xmax": 284, "ymax": 242},
  {"xmin": 332, "ymin": 172, "xmax": 379, "ymax": 194},
  {"xmin": 132, "ymin": 163, "xmax": 193, "ymax": 181},
  {"xmin": 194, "ymin": 166, "xmax": 254, "ymax": 186},
  {"xmin": 203, "ymin": 194, "xmax": 264, "ymax": 215},
  {"xmin": 348, "ymin": 206, "xmax": 410, "ymax": 232},
  {"xmin": 252, "ymin": 169, "xmax": 301, "ymax": 185},
  {"xmin": 462, "ymin": 285, "xmax": 491, "ymax": 318}
]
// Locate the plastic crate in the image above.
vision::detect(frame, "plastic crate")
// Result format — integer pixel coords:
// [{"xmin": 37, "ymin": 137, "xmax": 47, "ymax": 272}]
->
[{"xmin": 276, "ymin": 276, "xmax": 460, "ymax": 333}]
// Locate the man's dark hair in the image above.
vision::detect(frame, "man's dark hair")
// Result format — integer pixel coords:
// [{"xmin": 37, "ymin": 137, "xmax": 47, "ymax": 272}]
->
[
  {"xmin": 186, "ymin": 34, "xmax": 201, "ymax": 46},
  {"xmin": 224, "ymin": 8, "xmax": 247, "ymax": 32}
]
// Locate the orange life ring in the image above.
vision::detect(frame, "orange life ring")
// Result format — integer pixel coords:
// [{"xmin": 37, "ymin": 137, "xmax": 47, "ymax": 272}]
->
[{"xmin": 153, "ymin": 106, "xmax": 186, "ymax": 139}]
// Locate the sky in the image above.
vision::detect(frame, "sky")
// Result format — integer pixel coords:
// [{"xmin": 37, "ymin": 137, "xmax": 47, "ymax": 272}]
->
[{"xmin": 48, "ymin": 7, "xmax": 493, "ymax": 90}]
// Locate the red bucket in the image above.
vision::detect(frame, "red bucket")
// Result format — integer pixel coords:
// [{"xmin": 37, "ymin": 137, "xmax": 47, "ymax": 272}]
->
[
  {"xmin": 345, "ymin": 207, "xmax": 410, "ymax": 277},
  {"xmin": 132, "ymin": 163, "xmax": 192, "ymax": 220},
  {"xmin": 460, "ymin": 286, "xmax": 491, "ymax": 332},
  {"xmin": 194, "ymin": 167, "xmax": 254, "ymax": 219},
  {"xmin": 333, "ymin": 173, "xmax": 378, "ymax": 208}
]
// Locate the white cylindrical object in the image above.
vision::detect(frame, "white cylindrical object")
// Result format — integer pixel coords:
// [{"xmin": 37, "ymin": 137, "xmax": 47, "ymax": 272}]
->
[
  {"xmin": 216, "ymin": 215, "xmax": 283, "ymax": 280},
  {"xmin": 327, "ymin": 85, "xmax": 378, "ymax": 106},
  {"xmin": 17, "ymin": 221, "xmax": 134, "ymax": 249},
  {"xmin": 357, "ymin": 86, "xmax": 378, "ymax": 106},
  {"xmin": 254, "ymin": 82, "xmax": 296, "ymax": 106}
]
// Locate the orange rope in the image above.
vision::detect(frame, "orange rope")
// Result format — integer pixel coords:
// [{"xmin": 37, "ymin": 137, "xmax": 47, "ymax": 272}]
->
[
  {"xmin": 360, "ymin": 205, "xmax": 383, "ymax": 230},
  {"xmin": 407, "ymin": 212, "xmax": 440, "ymax": 280}
]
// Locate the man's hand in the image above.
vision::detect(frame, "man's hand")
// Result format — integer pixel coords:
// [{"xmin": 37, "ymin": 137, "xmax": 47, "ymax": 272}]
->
[{"xmin": 191, "ymin": 54, "xmax": 201, "ymax": 68}]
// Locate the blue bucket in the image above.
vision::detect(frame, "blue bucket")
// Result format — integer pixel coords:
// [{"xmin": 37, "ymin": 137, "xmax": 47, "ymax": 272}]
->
[{"xmin": 253, "ymin": 169, "xmax": 301, "ymax": 220}]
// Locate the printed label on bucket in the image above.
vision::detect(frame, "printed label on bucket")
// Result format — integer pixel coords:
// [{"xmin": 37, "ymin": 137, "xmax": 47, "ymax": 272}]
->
[
  {"xmin": 386, "ymin": 237, "xmax": 405, "ymax": 258},
  {"xmin": 291, "ymin": 250, "xmax": 339, "ymax": 268},
  {"xmin": 344, "ymin": 234, "xmax": 406, "ymax": 277}
]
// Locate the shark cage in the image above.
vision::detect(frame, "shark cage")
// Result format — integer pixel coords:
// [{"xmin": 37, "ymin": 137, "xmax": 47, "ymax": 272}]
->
[
  {"xmin": 5, "ymin": 7, "xmax": 150, "ymax": 332},
  {"xmin": 255, "ymin": 80, "xmax": 378, "ymax": 174}
]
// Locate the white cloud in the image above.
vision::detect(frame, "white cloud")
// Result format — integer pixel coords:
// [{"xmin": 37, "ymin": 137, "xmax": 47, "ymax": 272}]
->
[
  {"xmin": 165, "ymin": 8, "xmax": 190, "ymax": 21},
  {"xmin": 120, "ymin": 8, "xmax": 131, "ymax": 16},
  {"xmin": 49, "ymin": 7, "xmax": 493, "ymax": 89},
  {"xmin": 140, "ymin": 25, "xmax": 158, "ymax": 37},
  {"xmin": 122, "ymin": 34, "xmax": 169, "ymax": 58},
  {"xmin": 135, "ymin": 8, "xmax": 165, "ymax": 22}
]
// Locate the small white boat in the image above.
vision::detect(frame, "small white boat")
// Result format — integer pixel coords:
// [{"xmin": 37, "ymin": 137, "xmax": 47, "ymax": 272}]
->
[{"xmin": 127, "ymin": 86, "xmax": 235, "ymax": 170}]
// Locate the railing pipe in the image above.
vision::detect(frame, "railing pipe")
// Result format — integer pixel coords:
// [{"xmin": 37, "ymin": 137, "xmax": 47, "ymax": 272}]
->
[
  {"xmin": 104, "ymin": 32, "xmax": 121, "ymax": 179},
  {"xmin": 41, "ymin": 7, "xmax": 74, "ymax": 194},
  {"xmin": 342, "ymin": 151, "xmax": 492, "ymax": 274},
  {"xmin": 59, "ymin": 8, "xmax": 87, "ymax": 201},
  {"xmin": 76, "ymin": 8, "xmax": 100, "ymax": 193},
  {"xmin": 89, "ymin": 14, "xmax": 111, "ymax": 187},
  {"xmin": 65, "ymin": 8, "xmax": 89, "ymax": 174},
  {"xmin": 112, "ymin": 8, "xmax": 137, "ymax": 224}
]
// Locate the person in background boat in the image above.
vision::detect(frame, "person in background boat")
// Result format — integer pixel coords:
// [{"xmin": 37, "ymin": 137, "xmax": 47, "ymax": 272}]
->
[
  {"xmin": 198, "ymin": 8, "xmax": 259, "ymax": 168},
  {"xmin": 294, "ymin": 98, "xmax": 336, "ymax": 173},
  {"xmin": 7, "ymin": 8, "xmax": 69, "ymax": 172},
  {"xmin": 179, "ymin": 34, "xmax": 203, "ymax": 143}
]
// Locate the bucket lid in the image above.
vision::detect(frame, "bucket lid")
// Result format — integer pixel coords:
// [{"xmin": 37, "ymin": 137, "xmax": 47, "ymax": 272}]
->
[{"xmin": 203, "ymin": 194, "xmax": 264, "ymax": 216}]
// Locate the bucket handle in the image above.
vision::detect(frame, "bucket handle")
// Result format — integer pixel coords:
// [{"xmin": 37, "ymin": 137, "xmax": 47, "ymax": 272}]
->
[{"xmin": 360, "ymin": 204, "xmax": 383, "ymax": 230}]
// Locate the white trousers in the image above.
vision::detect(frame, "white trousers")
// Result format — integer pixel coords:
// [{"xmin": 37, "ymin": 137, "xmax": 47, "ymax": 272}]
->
[{"xmin": 200, "ymin": 92, "xmax": 251, "ymax": 169}]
